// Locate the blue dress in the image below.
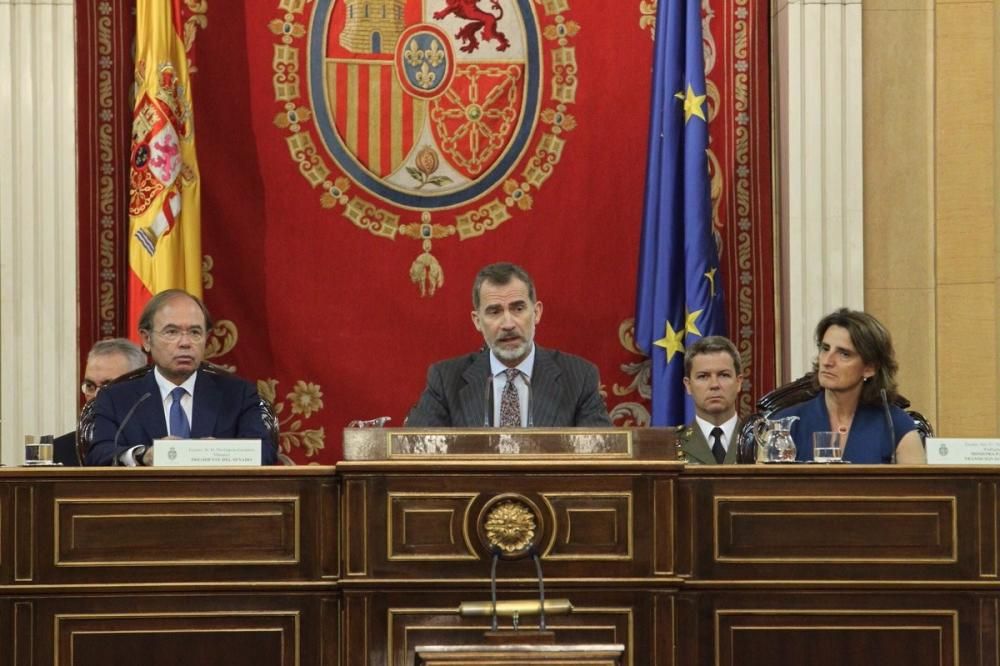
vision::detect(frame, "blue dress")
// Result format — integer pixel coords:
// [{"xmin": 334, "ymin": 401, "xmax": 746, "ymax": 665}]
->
[{"xmin": 772, "ymin": 391, "xmax": 916, "ymax": 463}]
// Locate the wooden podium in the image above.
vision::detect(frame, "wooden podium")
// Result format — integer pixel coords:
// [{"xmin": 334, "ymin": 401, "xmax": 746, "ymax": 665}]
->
[{"xmin": 339, "ymin": 427, "xmax": 681, "ymax": 664}]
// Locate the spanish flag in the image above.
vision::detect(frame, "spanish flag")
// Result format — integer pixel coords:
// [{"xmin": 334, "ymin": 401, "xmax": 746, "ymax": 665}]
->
[{"xmin": 127, "ymin": 0, "xmax": 201, "ymax": 336}]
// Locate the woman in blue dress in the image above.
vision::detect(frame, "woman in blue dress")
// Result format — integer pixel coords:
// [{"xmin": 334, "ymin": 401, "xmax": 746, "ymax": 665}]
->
[{"xmin": 774, "ymin": 309, "xmax": 926, "ymax": 464}]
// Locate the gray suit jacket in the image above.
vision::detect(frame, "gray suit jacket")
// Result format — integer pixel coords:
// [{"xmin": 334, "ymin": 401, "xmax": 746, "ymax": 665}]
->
[
  {"xmin": 406, "ymin": 346, "xmax": 612, "ymax": 427},
  {"xmin": 681, "ymin": 420, "xmax": 741, "ymax": 465}
]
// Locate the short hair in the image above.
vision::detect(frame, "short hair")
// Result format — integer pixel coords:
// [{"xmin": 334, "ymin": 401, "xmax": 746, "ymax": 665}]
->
[
  {"xmin": 471, "ymin": 262, "xmax": 536, "ymax": 309},
  {"xmin": 137, "ymin": 289, "xmax": 213, "ymax": 334},
  {"xmin": 812, "ymin": 308, "xmax": 898, "ymax": 405},
  {"xmin": 88, "ymin": 338, "xmax": 147, "ymax": 371},
  {"xmin": 684, "ymin": 336, "xmax": 742, "ymax": 377}
]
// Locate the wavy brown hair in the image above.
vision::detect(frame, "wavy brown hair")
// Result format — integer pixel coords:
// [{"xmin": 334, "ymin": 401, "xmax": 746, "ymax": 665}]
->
[{"xmin": 812, "ymin": 308, "xmax": 898, "ymax": 405}]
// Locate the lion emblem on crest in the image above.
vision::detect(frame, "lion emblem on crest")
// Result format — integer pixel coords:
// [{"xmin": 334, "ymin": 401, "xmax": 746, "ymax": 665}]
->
[
  {"xmin": 272, "ymin": 0, "xmax": 579, "ymax": 295},
  {"xmin": 433, "ymin": 0, "xmax": 510, "ymax": 53}
]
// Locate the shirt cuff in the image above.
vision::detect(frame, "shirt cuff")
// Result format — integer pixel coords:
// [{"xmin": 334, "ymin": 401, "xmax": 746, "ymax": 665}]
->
[{"xmin": 118, "ymin": 444, "xmax": 145, "ymax": 467}]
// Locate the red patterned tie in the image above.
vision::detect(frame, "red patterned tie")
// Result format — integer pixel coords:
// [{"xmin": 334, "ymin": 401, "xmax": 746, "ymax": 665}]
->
[{"xmin": 499, "ymin": 368, "xmax": 521, "ymax": 427}]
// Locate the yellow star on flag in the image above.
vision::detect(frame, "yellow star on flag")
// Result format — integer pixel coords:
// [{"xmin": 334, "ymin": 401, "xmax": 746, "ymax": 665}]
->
[
  {"xmin": 684, "ymin": 308, "xmax": 704, "ymax": 337},
  {"xmin": 653, "ymin": 320, "xmax": 686, "ymax": 362},
  {"xmin": 704, "ymin": 267, "xmax": 717, "ymax": 297},
  {"xmin": 674, "ymin": 83, "xmax": 707, "ymax": 123}
]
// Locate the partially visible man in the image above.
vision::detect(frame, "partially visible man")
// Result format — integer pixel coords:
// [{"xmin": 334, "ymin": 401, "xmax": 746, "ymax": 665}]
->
[
  {"xmin": 681, "ymin": 336, "xmax": 743, "ymax": 465},
  {"xmin": 84, "ymin": 289, "xmax": 276, "ymax": 466},
  {"xmin": 53, "ymin": 338, "xmax": 147, "ymax": 465},
  {"xmin": 406, "ymin": 262, "xmax": 611, "ymax": 427}
]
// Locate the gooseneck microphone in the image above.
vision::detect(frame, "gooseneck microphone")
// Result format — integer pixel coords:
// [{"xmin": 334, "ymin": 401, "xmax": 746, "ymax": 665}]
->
[
  {"xmin": 483, "ymin": 373, "xmax": 494, "ymax": 427},
  {"xmin": 112, "ymin": 391, "xmax": 153, "ymax": 465},
  {"xmin": 489, "ymin": 545, "xmax": 502, "ymax": 631},
  {"xmin": 880, "ymin": 388, "xmax": 896, "ymax": 464},
  {"xmin": 524, "ymin": 374, "xmax": 533, "ymax": 428}
]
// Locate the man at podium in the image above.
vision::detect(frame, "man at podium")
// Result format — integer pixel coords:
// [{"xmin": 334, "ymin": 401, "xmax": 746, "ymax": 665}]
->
[
  {"xmin": 84, "ymin": 289, "xmax": 276, "ymax": 466},
  {"xmin": 406, "ymin": 262, "xmax": 612, "ymax": 428}
]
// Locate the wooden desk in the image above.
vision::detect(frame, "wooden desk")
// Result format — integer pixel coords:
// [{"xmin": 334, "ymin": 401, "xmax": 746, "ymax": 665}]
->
[
  {"xmin": 676, "ymin": 464, "xmax": 994, "ymax": 666},
  {"xmin": 0, "ymin": 467, "xmax": 339, "ymax": 665},
  {"xmin": 3, "ymin": 446, "xmax": 1000, "ymax": 666}
]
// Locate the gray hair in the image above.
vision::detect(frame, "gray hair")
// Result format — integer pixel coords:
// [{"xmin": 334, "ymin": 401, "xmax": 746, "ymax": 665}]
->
[{"xmin": 88, "ymin": 337, "xmax": 147, "ymax": 371}]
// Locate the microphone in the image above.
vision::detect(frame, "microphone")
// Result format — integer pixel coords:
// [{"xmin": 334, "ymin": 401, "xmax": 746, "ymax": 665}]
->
[
  {"xmin": 489, "ymin": 545, "xmax": 502, "ymax": 631},
  {"xmin": 528, "ymin": 544, "xmax": 546, "ymax": 630},
  {"xmin": 483, "ymin": 373, "xmax": 493, "ymax": 427},
  {"xmin": 113, "ymin": 391, "xmax": 152, "ymax": 465},
  {"xmin": 880, "ymin": 388, "xmax": 896, "ymax": 464},
  {"xmin": 524, "ymin": 374, "xmax": 533, "ymax": 428}
]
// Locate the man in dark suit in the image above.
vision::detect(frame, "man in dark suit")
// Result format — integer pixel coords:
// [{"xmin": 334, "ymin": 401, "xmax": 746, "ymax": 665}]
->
[
  {"xmin": 680, "ymin": 336, "xmax": 743, "ymax": 465},
  {"xmin": 53, "ymin": 338, "xmax": 147, "ymax": 465},
  {"xmin": 406, "ymin": 262, "xmax": 611, "ymax": 427},
  {"xmin": 84, "ymin": 289, "xmax": 276, "ymax": 466}
]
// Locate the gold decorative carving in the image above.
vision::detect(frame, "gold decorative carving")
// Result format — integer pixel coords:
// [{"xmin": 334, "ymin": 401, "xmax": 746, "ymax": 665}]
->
[{"xmin": 484, "ymin": 499, "xmax": 536, "ymax": 555}]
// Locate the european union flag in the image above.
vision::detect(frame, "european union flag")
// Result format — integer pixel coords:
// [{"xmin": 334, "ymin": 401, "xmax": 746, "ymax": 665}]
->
[{"xmin": 635, "ymin": 0, "xmax": 726, "ymax": 426}]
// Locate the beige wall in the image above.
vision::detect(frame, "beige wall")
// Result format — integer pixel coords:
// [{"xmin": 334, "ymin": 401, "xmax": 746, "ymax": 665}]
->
[{"xmin": 863, "ymin": 0, "xmax": 998, "ymax": 436}]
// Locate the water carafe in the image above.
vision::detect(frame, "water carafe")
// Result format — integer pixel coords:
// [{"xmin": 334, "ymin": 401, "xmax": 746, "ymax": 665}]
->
[{"xmin": 753, "ymin": 415, "xmax": 799, "ymax": 463}]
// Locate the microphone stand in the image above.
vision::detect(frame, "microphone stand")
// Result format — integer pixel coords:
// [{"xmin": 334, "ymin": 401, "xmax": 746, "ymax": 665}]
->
[
  {"xmin": 483, "ymin": 373, "xmax": 493, "ymax": 427},
  {"xmin": 881, "ymin": 388, "xmax": 896, "ymax": 464}
]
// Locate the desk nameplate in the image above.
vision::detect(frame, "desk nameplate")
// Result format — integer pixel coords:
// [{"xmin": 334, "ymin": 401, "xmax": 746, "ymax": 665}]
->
[
  {"xmin": 153, "ymin": 439, "xmax": 262, "ymax": 467},
  {"xmin": 927, "ymin": 438, "xmax": 1000, "ymax": 465}
]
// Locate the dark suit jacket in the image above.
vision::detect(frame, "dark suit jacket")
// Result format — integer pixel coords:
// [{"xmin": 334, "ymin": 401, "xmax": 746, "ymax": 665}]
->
[
  {"xmin": 406, "ymin": 346, "xmax": 612, "ymax": 427},
  {"xmin": 84, "ymin": 368, "xmax": 275, "ymax": 466},
  {"xmin": 681, "ymin": 420, "xmax": 741, "ymax": 465}
]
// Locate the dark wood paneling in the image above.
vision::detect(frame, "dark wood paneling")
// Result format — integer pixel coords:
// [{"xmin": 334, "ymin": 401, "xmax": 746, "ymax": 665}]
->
[
  {"xmin": 20, "ymin": 473, "xmax": 328, "ymax": 585},
  {"xmin": 13, "ymin": 486, "xmax": 32, "ymax": 582},
  {"xmin": 679, "ymin": 470, "xmax": 980, "ymax": 581},
  {"xmin": 345, "ymin": 478, "xmax": 369, "ymax": 577},
  {"xmin": 716, "ymin": 496, "xmax": 954, "ymax": 560},
  {"xmin": 56, "ymin": 497, "xmax": 298, "ymax": 564},
  {"xmin": 388, "ymin": 493, "xmax": 478, "ymax": 560},
  {"xmin": 0, "ymin": 469, "xmax": 336, "ymax": 666},
  {"xmin": 979, "ymin": 482, "xmax": 997, "ymax": 578},
  {"xmin": 677, "ymin": 590, "xmax": 976, "ymax": 666},
  {"xmin": 356, "ymin": 473, "xmax": 663, "ymax": 580},
  {"xmin": 8, "ymin": 456, "xmax": 1000, "ymax": 665},
  {"xmin": 24, "ymin": 593, "xmax": 331, "ymax": 666},
  {"xmin": 0, "ymin": 483, "xmax": 8, "ymax": 586},
  {"xmin": 13, "ymin": 601, "xmax": 31, "ymax": 666},
  {"xmin": 347, "ymin": 588, "xmax": 648, "ymax": 666}
]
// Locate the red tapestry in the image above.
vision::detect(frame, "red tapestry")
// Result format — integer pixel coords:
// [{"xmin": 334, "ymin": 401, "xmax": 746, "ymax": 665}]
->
[{"xmin": 75, "ymin": 0, "xmax": 775, "ymax": 463}]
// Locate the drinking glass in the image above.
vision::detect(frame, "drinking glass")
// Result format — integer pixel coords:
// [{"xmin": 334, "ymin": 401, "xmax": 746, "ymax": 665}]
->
[{"xmin": 812, "ymin": 431, "xmax": 843, "ymax": 463}]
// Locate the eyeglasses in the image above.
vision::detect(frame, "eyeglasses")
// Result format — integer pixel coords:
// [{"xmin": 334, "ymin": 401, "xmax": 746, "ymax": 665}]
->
[
  {"xmin": 151, "ymin": 326, "xmax": 206, "ymax": 343},
  {"xmin": 81, "ymin": 380, "xmax": 113, "ymax": 397}
]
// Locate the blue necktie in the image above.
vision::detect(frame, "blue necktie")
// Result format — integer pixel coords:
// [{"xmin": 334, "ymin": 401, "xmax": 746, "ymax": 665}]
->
[{"xmin": 169, "ymin": 386, "xmax": 191, "ymax": 438}]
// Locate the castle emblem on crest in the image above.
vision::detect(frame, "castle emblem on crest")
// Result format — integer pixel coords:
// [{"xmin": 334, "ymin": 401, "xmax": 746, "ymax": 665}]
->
[{"xmin": 268, "ymin": 0, "xmax": 580, "ymax": 296}]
